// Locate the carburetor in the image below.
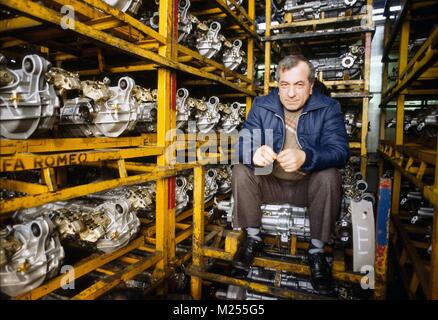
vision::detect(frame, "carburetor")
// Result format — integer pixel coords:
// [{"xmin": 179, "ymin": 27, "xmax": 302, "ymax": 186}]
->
[
  {"xmin": 0, "ymin": 217, "xmax": 65, "ymax": 297},
  {"xmin": 214, "ymin": 165, "xmax": 233, "ymax": 194},
  {"xmin": 344, "ymin": 111, "xmax": 362, "ymax": 137},
  {"xmin": 0, "ymin": 54, "xmax": 60, "ymax": 139},
  {"xmin": 178, "ymin": 0, "xmax": 201, "ymax": 43}
]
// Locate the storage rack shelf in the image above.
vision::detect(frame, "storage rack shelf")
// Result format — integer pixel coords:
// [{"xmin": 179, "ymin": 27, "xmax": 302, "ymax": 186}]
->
[
  {"xmin": 378, "ymin": 0, "xmax": 438, "ymax": 300},
  {"xmin": 0, "ymin": 0, "xmax": 258, "ymax": 299}
]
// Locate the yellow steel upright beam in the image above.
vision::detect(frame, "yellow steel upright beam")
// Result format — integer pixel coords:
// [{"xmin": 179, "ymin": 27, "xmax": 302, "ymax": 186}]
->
[
  {"xmin": 431, "ymin": 135, "xmax": 438, "ymax": 300},
  {"xmin": 191, "ymin": 166, "xmax": 205, "ymax": 300},
  {"xmin": 245, "ymin": 0, "xmax": 255, "ymax": 117},
  {"xmin": 391, "ymin": 17, "xmax": 410, "ymax": 215},
  {"xmin": 360, "ymin": 32, "xmax": 372, "ymax": 177},
  {"xmin": 263, "ymin": 0, "xmax": 272, "ymax": 95},
  {"xmin": 153, "ymin": 0, "xmax": 176, "ymax": 287}
]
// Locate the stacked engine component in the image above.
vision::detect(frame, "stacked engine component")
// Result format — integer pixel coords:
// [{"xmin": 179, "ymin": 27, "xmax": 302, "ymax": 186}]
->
[
  {"xmin": 310, "ymin": 45, "xmax": 364, "ymax": 80},
  {"xmin": 344, "ymin": 110, "xmax": 362, "ymax": 138},
  {"xmin": 336, "ymin": 164, "xmax": 375, "ymax": 244},
  {"xmin": 103, "ymin": 0, "xmax": 142, "ymax": 15},
  {"xmin": 400, "ymin": 186, "xmax": 434, "ymax": 255},
  {"xmin": 14, "ymin": 198, "xmax": 140, "ymax": 254},
  {"xmin": 139, "ymin": 0, "xmax": 246, "ymax": 71},
  {"xmin": 386, "ymin": 108, "xmax": 437, "ymax": 139},
  {"xmin": 214, "ymin": 198, "xmax": 310, "ymax": 246},
  {"xmin": 0, "ymin": 54, "xmax": 60, "ymax": 139},
  {"xmin": 176, "ymin": 88, "xmax": 244, "ymax": 133},
  {"xmin": 0, "ymin": 216, "xmax": 65, "ymax": 297},
  {"xmin": 0, "ymin": 54, "xmax": 159, "ymax": 139},
  {"xmin": 283, "ymin": 0, "xmax": 365, "ymax": 21},
  {"xmin": 215, "ymin": 267, "xmax": 358, "ymax": 299}
]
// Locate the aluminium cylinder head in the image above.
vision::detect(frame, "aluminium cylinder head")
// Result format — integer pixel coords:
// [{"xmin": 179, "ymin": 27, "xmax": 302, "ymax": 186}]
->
[{"xmin": 0, "ymin": 54, "xmax": 60, "ymax": 139}]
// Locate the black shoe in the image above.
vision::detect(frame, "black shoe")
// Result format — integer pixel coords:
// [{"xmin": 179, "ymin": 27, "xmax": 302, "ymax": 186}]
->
[
  {"xmin": 232, "ymin": 236, "xmax": 263, "ymax": 270},
  {"xmin": 307, "ymin": 251, "xmax": 332, "ymax": 292}
]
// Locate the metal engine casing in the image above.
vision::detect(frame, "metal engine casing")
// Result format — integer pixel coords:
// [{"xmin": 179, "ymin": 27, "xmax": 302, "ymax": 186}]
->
[
  {"xmin": 131, "ymin": 86, "xmax": 157, "ymax": 133},
  {"xmin": 194, "ymin": 96, "xmax": 221, "ymax": 133},
  {"xmin": 344, "ymin": 111, "xmax": 362, "ymax": 137},
  {"xmin": 178, "ymin": 0, "xmax": 200, "ymax": 43},
  {"xmin": 310, "ymin": 45, "xmax": 364, "ymax": 80},
  {"xmin": 215, "ymin": 165, "xmax": 232, "ymax": 194},
  {"xmin": 284, "ymin": 0, "xmax": 365, "ymax": 21},
  {"xmin": 0, "ymin": 217, "xmax": 65, "ymax": 297},
  {"xmin": 60, "ymin": 77, "xmax": 139, "ymax": 137},
  {"xmin": 217, "ymin": 198, "xmax": 310, "ymax": 243},
  {"xmin": 103, "ymin": 0, "xmax": 142, "ymax": 15},
  {"xmin": 196, "ymin": 21, "xmax": 225, "ymax": 59},
  {"xmin": 218, "ymin": 102, "xmax": 244, "ymax": 133},
  {"xmin": 0, "ymin": 54, "xmax": 60, "ymax": 139},
  {"xmin": 222, "ymin": 39, "xmax": 246, "ymax": 71},
  {"xmin": 176, "ymin": 175, "xmax": 193, "ymax": 214},
  {"xmin": 204, "ymin": 168, "xmax": 219, "ymax": 203}
]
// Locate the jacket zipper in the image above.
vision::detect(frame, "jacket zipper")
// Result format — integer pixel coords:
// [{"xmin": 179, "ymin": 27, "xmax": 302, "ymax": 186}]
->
[
  {"xmin": 274, "ymin": 113, "xmax": 285, "ymax": 150},
  {"xmin": 295, "ymin": 111, "xmax": 307, "ymax": 149}
]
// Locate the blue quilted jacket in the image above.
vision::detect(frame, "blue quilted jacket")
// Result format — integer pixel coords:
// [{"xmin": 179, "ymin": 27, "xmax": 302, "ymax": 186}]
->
[{"xmin": 236, "ymin": 88, "xmax": 350, "ymax": 172}]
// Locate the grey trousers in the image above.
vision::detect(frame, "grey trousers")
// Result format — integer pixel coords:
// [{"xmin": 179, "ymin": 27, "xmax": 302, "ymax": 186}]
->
[{"xmin": 231, "ymin": 164, "xmax": 342, "ymax": 242}]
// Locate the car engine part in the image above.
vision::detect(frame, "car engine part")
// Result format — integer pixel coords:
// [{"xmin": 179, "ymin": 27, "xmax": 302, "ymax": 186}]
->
[
  {"xmin": 218, "ymin": 102, "xmax": 244, "ymax": 133},
  {"xmin": 283, "ymin": 0, "xmax": 365, "ymax": 21},
  {"xmin": 103, "ymin": 0, "xmax": 142, "ymax": 15},
  {"xmin": 204, "ymin": 168, "xmax": 219, "ymax": 203},
  {"xmin": 226, "ymin": 0, "xmax": 243, "ymax": 11},
  {"xmin": 60, "ymin": 77, "xmax": 138, "ymax": 137},
  {"xmin": 15, "ymin": 199, "xmax": 140, "ymax": 253},
  {"xmin": 0, "ymin": 54, "xmax": 60, "ymax": 139},
  {"xmin": 178, "ymin": 0, "xmax": 200, "ymax": 43},
  {"xmin": 310, "ymin": 45, "xmax": 364, "ymax": 80},
  {"xmin": 344, "ymin": 111, "xmax": 362, "ymax": 137},
  {"xmin": 194, "ymin": 96, "xmax": 221, "ymax": 133},
  {"xmin": 176, "ymin": 175, "xmax": 194, "ymax": 214},
  {"xmin": 215, "ymin": 197, "xmax": 310, "ymax": 244},
  {"xmin": 0, "ymin": 217, "xmax": 65, "ymax": 297},
  {"xmin": 131, "ymin": 85, "xmax": 157, "ymax": 133},
  {"xmin": 222, "ymin": 39, "xmax": 246, "ymax": 71},
  {"xmin": 196, "ymin": 21, "xmax": 227, "ymax": 59},
  {"xmin": 214, "ymin": 165, "xmax": 233, "ymax": 194}
]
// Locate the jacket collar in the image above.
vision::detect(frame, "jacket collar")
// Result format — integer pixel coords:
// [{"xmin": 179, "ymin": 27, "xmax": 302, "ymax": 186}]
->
[{"xmin": 258, "ymin": 88, "xmax": 328, "ymax": 116}]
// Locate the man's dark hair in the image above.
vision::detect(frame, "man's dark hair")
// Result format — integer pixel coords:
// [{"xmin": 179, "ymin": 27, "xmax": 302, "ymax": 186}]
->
[{"xmin": 275, "ymin": 54, "xmax": 316, "ymax": 84}]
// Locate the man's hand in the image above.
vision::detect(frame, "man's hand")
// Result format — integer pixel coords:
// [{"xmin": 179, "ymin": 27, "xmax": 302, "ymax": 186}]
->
[
  {"xmin": 276, "ymin": 148, "xmax": 306, "ymax": 172},
  {"xmin": 253, "ymin": 145, "xmax": 277, "ymax": 167}
]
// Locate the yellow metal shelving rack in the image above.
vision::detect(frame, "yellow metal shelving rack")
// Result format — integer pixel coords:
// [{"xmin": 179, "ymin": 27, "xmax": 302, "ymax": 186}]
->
[
  {"xmin": 0, "ymin": 0, "xmax": 257, "ymax": 299},
  {"xmin": 378, "ymin": 0, "xmax": 438, "ymax": 299}
]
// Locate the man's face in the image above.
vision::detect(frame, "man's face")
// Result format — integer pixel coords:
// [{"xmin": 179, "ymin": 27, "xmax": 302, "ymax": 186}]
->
[{"xmin": 278, "ymin": 61, "xmax": 314, "ymax": 111}]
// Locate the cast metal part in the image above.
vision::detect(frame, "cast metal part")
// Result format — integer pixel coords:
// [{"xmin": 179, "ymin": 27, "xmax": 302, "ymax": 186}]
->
[
  {"xmin": 196, "ymin": 21, "xmax": 226, "ymax": 59},
  {"xmin": 194, "ymin": 96, "xmax": 221, "ymax": 133},
  {"xmin": 0, "ymin": 54, "xmax": 60, "ymax": 139},
  {"xmin": 222, "ymin": 39, "xmax": 246, "ymax": 71},
  {"xmin": 215, "ymin": 165, "xmax": 233, "ymax": 194},
  {"xmin": 218, "ymin": 102, "xmax": 244, "ymax": 133},
  {"xmin": 344, "ymin": 111, "xmax": 362, "ymax": 137},
  {"xmin": 60, "ymin": 77, "xmax": 139, "ymax": 137},
  {"xmin": 310, "ymin": 45, "xmax": 364, "ymax": 80},
  {"xmin": 283, "ymin": 0, "xmax": 365, "ymax": 21},
  {"xmin": 176, "ymin": 175, "xmax": 193, "ymax": 214},
  {"xmin": 131, "ymin": 86, "xmax": 157, "ymax": 133},
  {"xmin": 0, "ymin": 217, "xmax": 65, "ymax": 297},
  {"xmin": 103, "ymin": 0, "xmax": 143, "ymax": 15},
  {"xmin": 226, "ymin": 0, "xmax": 243, "ymax": 11},
  {"xmin": 178, "ymin": 0, "xmax": 200, "ymax": 43},
  {"xmin": 204, "ymin": 168, "xmax": 219, "ymax": 203}
]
